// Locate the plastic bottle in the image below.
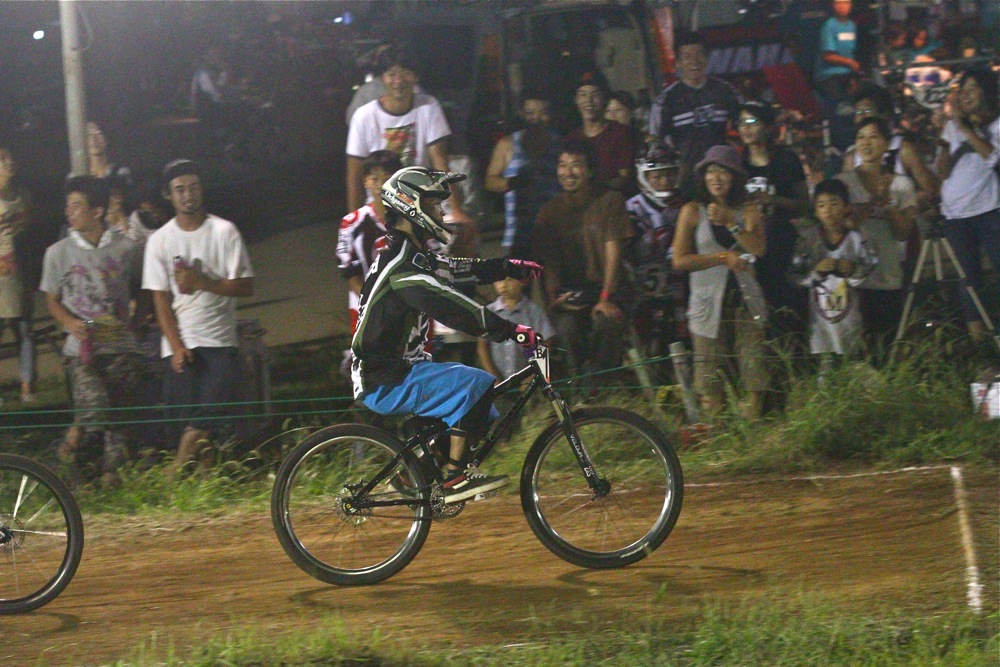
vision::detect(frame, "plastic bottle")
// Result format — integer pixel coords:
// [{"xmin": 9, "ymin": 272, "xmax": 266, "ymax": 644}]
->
[{"xmin": 173, "ymin": 256, "xmax": 192, "ymax": 295}]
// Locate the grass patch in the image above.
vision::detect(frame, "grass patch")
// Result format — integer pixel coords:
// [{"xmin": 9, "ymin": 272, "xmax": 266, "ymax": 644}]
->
[{"xmin": 105, "ymin": 593, "xmax": 999, "ymax": 666}]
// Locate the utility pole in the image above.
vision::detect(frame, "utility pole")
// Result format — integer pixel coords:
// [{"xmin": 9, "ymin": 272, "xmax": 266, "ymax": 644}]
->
[{"xmin": 60, "ymin": 0, "xmax": 88, "ymax": 176}]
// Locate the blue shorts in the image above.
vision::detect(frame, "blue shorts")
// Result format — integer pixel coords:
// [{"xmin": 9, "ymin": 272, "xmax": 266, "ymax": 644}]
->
[{"xmin": 362, "ymin": 361, "xmax": 497, "ymax": 427}]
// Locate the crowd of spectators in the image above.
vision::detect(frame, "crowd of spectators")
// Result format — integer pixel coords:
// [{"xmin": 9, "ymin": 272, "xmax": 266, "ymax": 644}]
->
[
  {"xmin": 337, "ymin": 8, "xmax": 998, "ymax": 426},
  {"xmin": 0, "ymin": 1, "xmax": 997, "ymax": 486}
]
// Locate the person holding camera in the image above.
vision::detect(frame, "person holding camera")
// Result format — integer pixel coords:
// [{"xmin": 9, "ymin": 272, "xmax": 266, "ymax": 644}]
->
[{"xmin": 935, "ymin": 68, "xmax": 1000, "ymax": 343}]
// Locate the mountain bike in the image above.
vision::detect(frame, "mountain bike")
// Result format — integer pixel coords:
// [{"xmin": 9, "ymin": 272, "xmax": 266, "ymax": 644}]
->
[
  {"xmin": 0, "ymin": 454, "xmax": 84, "ymax": 613},
  {"xmin": 271, "ymin": 340, "xmax": 683, "ymax": 586}
]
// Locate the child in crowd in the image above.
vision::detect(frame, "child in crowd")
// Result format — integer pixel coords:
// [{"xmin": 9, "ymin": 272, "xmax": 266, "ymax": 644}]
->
[
  {"xmin": 476, "ymin": 276, "xmax": 554, "ymax": 440},
  {"xmin": 336, "ymin": 150, "xmax": 404, "ymax": 376},
  {"xmin": 788, "ymin": 179, "xmax": 874, "ymax": 368},
  {"xmin": 337, "ymin": 150, "xmax": 405, "ymax": 335},
  {"xmin": 477, "ymin": 276, "xmax": 555, "ymax": 381}
]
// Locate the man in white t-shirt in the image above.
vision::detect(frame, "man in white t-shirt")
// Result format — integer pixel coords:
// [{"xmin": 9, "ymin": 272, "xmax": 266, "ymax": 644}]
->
[
  {"xmin": 345, "ymin": 44, "xmax": 471, "ymax": 224},
  {"xmin": 143, "ymin": 159, "xmax": 254, "ymax": 475}
]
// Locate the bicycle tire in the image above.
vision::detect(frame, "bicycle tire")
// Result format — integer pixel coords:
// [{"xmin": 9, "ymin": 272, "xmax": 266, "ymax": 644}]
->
[
  {"xmin": 0, "ymin": 454, "xmax": 84, "ymax": 614},
  {"xmin": 520, "ymin": 407, "xmax": 683, "ymax": 569},
  {"xmin": 271, "ymin": 424, "xmax": 432, "ymax": 586}
]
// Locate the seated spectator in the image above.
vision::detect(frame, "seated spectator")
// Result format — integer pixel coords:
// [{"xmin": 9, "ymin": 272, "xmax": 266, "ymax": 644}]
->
[
  {"xmin": 842, "ymin": 83, "xmax": 939, "ymax": 208},
  {"xmin": 671, "ymin": 145, "xmax": 768, "ymax": 419},
  {"xmin": 567, "ymin": 68, "xmax": 635, "ymax": 194},
  {"xmin": 534, "ymin": 139, "xmax": 634, "ymax": 387},
  {"xmin": 484, "ymin": 93, "xmax": 562, "ymax": 260},
  {"xmin": 836, "ymin": 118, "xmax": 917, "ymax": 347},
  {"xmin": 0, "ymin": 146, "xmax": 36, "ymax": 403},
  {"xmin": 337, "ymin": 150, "xmax": 402, "ymax": 337},
  {"xmin": 648, "ymin": 31, "xmax": 740, "ymax": 192},
  {"xmin": 788, "ymin": 179, "xmax": 874, "ymax": 367},
  {"xmin": 737, "ymin": 101, "xmax": 811, "ymax": 336},
  {"xmin": 42, "ymin": 176, "xmax": 145, "ymax": 487},
  {"xmin": 626, "ymin": 142, "xmax": 688, "ymax": 351},
  {"xmin": 934, "ymin": 68, "xmax": 1000, "ymax": 343}
]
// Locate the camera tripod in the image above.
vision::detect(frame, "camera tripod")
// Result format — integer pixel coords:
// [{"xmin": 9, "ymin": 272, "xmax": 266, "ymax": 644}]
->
[{"xmin": 894, "ymin": 225, "xmax": 1000, "ymax": 354}]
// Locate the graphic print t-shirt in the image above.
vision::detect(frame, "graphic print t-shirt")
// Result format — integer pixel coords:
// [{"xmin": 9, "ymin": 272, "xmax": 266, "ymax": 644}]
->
[
  {"xmin": 346, "ymin": 93, "xmax": 451, "ymax": 167},
  {"xmin": 40, "ymin": 230, "xmax": 142, "ymax": 357}
]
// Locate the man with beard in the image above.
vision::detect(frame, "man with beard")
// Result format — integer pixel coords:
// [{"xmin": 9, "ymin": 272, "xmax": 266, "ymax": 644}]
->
[
  {"xmin": 484, "ymin": 93, "xmax": 562, "ymax": 259},
  {"xmin": 143, "ymin": 159, "xmax": 255, "ymax": 475},
  {"xmin": 566, "ymin": 69, "xmax": 635, "ymax": 194}
]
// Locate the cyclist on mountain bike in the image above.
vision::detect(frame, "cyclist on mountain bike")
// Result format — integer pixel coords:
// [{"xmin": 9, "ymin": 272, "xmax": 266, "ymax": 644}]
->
[{"xmin": 351, "ymin": 166, "xmax": 542, "ymax": 503}]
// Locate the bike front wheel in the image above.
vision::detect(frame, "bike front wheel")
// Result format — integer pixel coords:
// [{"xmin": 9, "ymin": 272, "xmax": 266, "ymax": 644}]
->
[
  {"xmin": 271, "ymin": 424, "xmax": 431, "ymax": 586},
  {"xmin": 0, "ymin": 454, "xmax": 84, "ymax": 614},
  {"xmin": 521, "ymin": 407, "xmax": 683, "ymax": 569}
]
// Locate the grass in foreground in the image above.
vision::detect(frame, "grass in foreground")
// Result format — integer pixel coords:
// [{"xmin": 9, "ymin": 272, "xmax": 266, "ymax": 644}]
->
[{"xmin": 107, "ymin": 592, "xmax": 998, "ymax": 667}]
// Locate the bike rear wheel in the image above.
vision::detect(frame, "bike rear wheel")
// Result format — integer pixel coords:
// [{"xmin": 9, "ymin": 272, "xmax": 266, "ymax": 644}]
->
[
  {"xmin": 271, "ymin": 424, "xmax": 431, "ymax": 586},
  {"xmin": 0, "ymin": 454, "xmax": 84, "ymax": 614},
  {"xmin": 520, "ymin": 407, "xmax": 683, "ymax": 569}
]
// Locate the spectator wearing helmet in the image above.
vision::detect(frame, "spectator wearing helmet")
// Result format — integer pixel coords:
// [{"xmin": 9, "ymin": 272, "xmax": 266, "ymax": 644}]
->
[
  {"xmin": 142, "ymin": 159, "xmax": 255, "ymax": 476},
  {"xmin": 628, "ymin": 142, "xmax": 683, "ymax": 266},
  {"xmin": 484, "ymin": 92, "xmax": 563, "ymax": 260},
  {"xmin": 566, "ymin": 68, "xmax": 636, "ymax": 194},
  {"xmin": 345, "ymin": 44, "xmax": 472, "ymax": 226},
  {"xmin": 533, "ymin": 138, "xmax": 635, "ymax": 386},
  {"xmin": 351, "ymin": 166, "xmax": 543, "ymax": 503},
  {"xmin": 737, "ymin": 101, "xmax": 811, "ymax": 336},
  {"xmin": 625, "ymin": 142, "xmax": 689, "ymax": 354}
]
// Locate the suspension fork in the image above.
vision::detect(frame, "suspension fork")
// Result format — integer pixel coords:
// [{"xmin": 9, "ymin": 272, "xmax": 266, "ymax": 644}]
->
[{"xmin": 545, "ymin": 386, "xmax": 611, "ymax": 497}]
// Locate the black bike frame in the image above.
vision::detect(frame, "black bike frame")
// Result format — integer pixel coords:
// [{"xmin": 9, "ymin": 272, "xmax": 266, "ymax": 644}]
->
[{"xmin": 351, "ymin": 347, "xmax": 607, "ymax": 509}]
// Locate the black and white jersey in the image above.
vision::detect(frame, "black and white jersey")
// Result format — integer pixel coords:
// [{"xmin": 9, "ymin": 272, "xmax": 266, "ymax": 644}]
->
[
  {"xmin": 649, "ymin": 78, "xmax": 741, "ymax": 166},
  {"xmin": 350, "ymin": 231, "xmax": 516, "ymax": 398}
]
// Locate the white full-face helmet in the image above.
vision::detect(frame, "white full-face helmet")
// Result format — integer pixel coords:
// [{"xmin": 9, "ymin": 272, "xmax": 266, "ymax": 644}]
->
[
  {"xmin": 635, "ymin": 142, "xmax": 680, "ymax": 206},
  {"xmin": 381, "ymin": 166, "xmax": 467, "ymax": 245}
]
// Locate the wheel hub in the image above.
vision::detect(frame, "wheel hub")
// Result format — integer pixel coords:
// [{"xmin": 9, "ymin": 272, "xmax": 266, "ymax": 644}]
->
[
  {"xmin": 0, "ymin": 515, "xmax": 24, "ymax": 552},
  {"xmin": 335, "ymin": 495, "xmax": 371, "ymax": 525}
]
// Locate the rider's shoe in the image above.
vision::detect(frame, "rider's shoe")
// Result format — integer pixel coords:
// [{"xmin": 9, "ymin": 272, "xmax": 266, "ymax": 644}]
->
[{"xmin": 442, "ymin": 469, "xmax": 509, "ymax": 503}]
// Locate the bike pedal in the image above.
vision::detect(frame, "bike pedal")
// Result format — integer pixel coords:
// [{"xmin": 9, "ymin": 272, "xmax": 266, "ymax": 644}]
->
[{"xmin": 471, "ymin": 489, "xmax": 499, "ymax": 502}]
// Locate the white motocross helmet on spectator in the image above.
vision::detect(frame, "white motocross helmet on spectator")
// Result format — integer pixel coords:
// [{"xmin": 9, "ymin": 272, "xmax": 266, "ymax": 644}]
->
[
  {"xmin": 635, "ymin": 142, "xmax": 680, "ymax": 207},
  {"xmin": 381, "ymin": 166, "xmax": 467, "ymax": 245}
]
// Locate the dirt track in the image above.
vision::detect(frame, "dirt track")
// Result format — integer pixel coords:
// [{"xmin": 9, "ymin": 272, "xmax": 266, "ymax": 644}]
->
[{"xmin": 3, "ymin": 465, "xmax": 997, "ymax": 667}]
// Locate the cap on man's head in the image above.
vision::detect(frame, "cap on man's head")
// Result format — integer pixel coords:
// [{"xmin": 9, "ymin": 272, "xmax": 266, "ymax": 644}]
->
[
  {"xmin": 162, "ymin": 159, "xmax": 202, "ymax": 187},
  {"xmin": 739, "ymin": 101, "xmax": 776, "ymax": 126},
  {"xmin": 575, "ymin": 67, "xmax": 609, "ymax": 95}
]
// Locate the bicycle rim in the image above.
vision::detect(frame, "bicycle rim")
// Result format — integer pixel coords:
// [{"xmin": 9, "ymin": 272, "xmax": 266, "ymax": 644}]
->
[
  {"xmin": 523, "ymin": 408, "xmax": 682, "ymax": 567},
  {"xmin": 274, "ymin": 429, "xmax": 430, "ymax": 584},
  {"xmin": 0, "ymin": 456, "xmax": 83, "ymax": 613}
]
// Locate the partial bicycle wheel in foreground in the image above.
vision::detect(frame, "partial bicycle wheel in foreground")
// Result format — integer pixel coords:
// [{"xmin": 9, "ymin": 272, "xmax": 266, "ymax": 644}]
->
[{"xmin": 0, "ymin": 454, "xmax": 85, "ymax": 614}]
